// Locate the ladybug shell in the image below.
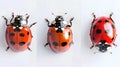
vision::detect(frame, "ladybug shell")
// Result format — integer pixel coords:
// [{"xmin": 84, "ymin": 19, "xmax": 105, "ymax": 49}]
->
[
  {"xmin": 47, "ymin": 26, "xmax": 73, "ymax": 53},
  {"xmin": 6, "ymin": 26, "xmax": 32, "ymax": 52},
  {"xmin": 90, "ymin": 16, "xmax": 116, "ymax": 45}
]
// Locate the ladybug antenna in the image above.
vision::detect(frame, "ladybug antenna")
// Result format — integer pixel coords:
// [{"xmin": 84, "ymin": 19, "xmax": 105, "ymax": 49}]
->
[
  {"xmin": 52, "ymin": 13, "xmax": 56, "ymax": 16},
  {"xmin": 92, "ymin": 12, "xmax": 96, "ymax": 19},
  {"xmin": 64, "ymin": 13, "xmax": 67, "ymax": 15},
  {"xmin": 109, "ymin": 12, "xmax": 113, "ymax": 17}
]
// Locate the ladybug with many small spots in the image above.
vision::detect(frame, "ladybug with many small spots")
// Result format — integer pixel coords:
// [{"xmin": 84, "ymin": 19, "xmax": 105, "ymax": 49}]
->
[
  {"xmin": 45, "ymin": 13, "xmax": 74, "ymax": 53},
  {"xmin": 90, "ymin": 13, "xmax": 117, "ymax": 53},
  {"xmin": 3, "ymin": 13, "xmax": 36, "ymax": 52}
]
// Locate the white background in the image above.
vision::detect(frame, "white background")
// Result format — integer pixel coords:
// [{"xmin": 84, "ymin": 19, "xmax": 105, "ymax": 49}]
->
[{"xmin": 0, "ymin": 0, "xmax": 120, "ymax": 67}]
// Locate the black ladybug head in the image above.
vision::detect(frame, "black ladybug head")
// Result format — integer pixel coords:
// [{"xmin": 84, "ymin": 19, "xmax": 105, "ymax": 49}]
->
[
  {"xmin": 11, "ymin": 15, "xmax": 26, "ymax": 27},
  {"xmin": 96, "ymin": 44, "xmax": 109, "ymax": 52},
  {"xmin": 54, "ymin": 16, "xmax": 64, "ymax": 28},
  {"xmin": 55, "ymin": 16, "xmax": 64, "ymax": 21},
  {"xmin": 96, "ymin": 40, "xmax": 111, "ymax": 53}
]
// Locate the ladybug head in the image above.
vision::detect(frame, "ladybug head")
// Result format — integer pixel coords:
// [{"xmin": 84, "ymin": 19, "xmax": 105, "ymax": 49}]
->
[
  {"xmin": 96, "ymin": 40, "xmax": 111, "ymax": 53},
  {"xmin": 12, "ymin": 15, "xmax": 26, "ymax": 27},
  {"xmin": 55, "ymin": 16, "xmax": 64, "ymax": 21},
  {"xmin": 54, "ymin": 16, "xmax": 64, "ymax": 28},
  {"xmin": 96, "ymin": 44, "xmax": 111, "ymax": 53}
]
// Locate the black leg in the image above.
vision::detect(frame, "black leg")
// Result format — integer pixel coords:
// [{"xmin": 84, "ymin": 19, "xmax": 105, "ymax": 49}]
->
[
  {"xmin": 29, "ymin": 22, "xmax": 36, "ymax": 28},
  {"xmin": 10, "ymin": 12, "xmax": 14, "ymax": 23},
  {"xmin": 45, "ymin": 18, "xmax": 51, "ymax": 27},
  {"xmin": 44, "ymin": 43, "xmax": 49, "ymax": 47},
  {"xmin": 92, "ymin": 13, "xmax": 96, "ymax": 23},
  {"xmin": 28, "ymin": 47, "xmax": 32, "ymax": 51},
  {"xmin": 3, "ymin": 16, "xmax": 8, "ymax": 26},
  {"xmin": 6, "ymin": 46, "xmax": 9, "ymax": 51},
  {"xmin": 69, "ymin": 17, "xmax": 74, "ymax": 26},
  {"xmin": 109, "ymin": 12, "xmax": 114, "ymax": 23},
  {"xmin": 90, "ymin": 45, "xmax": 94, "ymax": 49},
  {"xmin": 113, "ymin": 43, "xmax": 117, "ymax": 47}
]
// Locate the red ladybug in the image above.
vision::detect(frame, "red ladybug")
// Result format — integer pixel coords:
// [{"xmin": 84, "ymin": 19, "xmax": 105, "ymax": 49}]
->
[
  {"xmin": 90, "ymin": 13, "xmax": 117, "ymax": 53},
  {"xmin": 3, "ymin": 13, "xmax": 36, "ymax": 52},
  {"xmin": 45, "ymin": 13, "xmax": 74, "ymax": 53}
]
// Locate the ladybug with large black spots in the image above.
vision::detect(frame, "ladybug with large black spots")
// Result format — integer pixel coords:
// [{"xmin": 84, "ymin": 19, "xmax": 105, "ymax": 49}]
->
[
  {"xmin": 3, "ymin": 13, "xmax": 36, "ymax": 52},
  {"xmin": 45, "ymin": 13, "xmax": 74, "ymax": 53},
  {"xmin": 90, "ymin": 13, "xmax": 117, "ymax": 53}
]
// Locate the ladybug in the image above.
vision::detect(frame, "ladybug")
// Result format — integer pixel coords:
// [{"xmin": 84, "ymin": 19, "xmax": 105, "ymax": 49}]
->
[
  {"xmin": 90, "ymin": 13, "xmax": 117, "ymax": 53},
  {"xmin": 45, "ymin": 13, "xmax": 74, "ymax": 53},
  {"xmin": 3, "ymin": 13, "xmax": 36, "ymax": 52}
]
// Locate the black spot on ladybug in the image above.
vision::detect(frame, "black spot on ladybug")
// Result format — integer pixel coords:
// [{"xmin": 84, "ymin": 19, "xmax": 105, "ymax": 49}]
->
[
  {"xmin": 96, "ymin": 29, "xmax": 102, "ymax": 34},
  {"xmin": 19, "ymin": 42, "xmax": 25, "ymax": 46},
  {"xmin": 112, "ymin": 37, "xmax": 114, "ymax": 40},
  {"xmin": 105, "ymin": 20, "xmax": 109, "ymax": 22},
  {"xmin": 61, "ymin": 42, "xmax": 67, "ymax": 47},
  {"xmin": 98, "ymin": 20, "xmax": 102, "ymax": 23},
  {"xmin": 10, "ymin": 33, "xmax": 15, "ymax": 36},
  {"xmin": 52, "ymin": 42, "xmax": 58, "ymax": 46},
  {"xmin": 27, "ymin": 32, "xmax": 29, "ymax": 35},
  {"xmin": 92, "ymin": 25, "xmax": 96, "ymax": 29},
  {"xmin": 111, "ymin": 24, "xmax": 115, "ymax": 29},
  {"xmin": 68, "ymin": 32, "xmax": 70, "ymax": 36},
  {"xmin": 10, "ymin": 41, "xmax": 15, "ymax": 45},
  {"xmin": 19, "ymin": 33, "xmax": 25, "ymax": 37}
]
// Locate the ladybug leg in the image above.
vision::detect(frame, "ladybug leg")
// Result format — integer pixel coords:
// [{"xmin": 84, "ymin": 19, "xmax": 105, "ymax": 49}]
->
[
  {"xmin": 29, "ymin": 22, "xmax": 37, "ymax": 28},
  {"xmin": 45, "ymin": 18, "xmax": 51, "ymax": 27},
  {"xmin": 113, "ymin": 43, "xmax": 117, "ymax": 47},
  {"xmin": 71, "ymin": 41, "xmax": 74, "ymax": 44},
  {"xmin": 28, "ymin": 47, "xmax": 32, "ymax": 51},
  {"xmin": 25, "ymin": 13, "xmax": 30, "ymax": 24},
  {"xmin": 6, "ymin": 46, "xmax": 9, "ymax": 51},
  {"xmin": 69, "ymin": 17, "xmax": 74, "ymax": 26},
  {"xmin": 90, "ymin": 45, "xmax": 94, "ymax": 49},
  {"xmin": 10, "ymin": 12, "xmax": 14, "ymax": 23},
  {"xmin": 44, "ymin": 43, "xmax": 49, "ymax": 47},
  {"xmin": 2, "ymin": 16, "xmax": 8, "ymax": 26},
  {"xmin": 92, "ymin": 13, "xmax": 96, "ymax": 23},
  {"xmin": 109, "ymin": 12, "xmax": 114, "ymax": 23}
]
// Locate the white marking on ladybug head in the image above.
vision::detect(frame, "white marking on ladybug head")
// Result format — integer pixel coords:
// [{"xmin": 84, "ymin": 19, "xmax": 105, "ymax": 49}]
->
[
  {"xmin": 17, "ymin": 18, "xmax": 20, "ymax": 20},
  {"xmin": 61, "ymin": 21, "xmax": 68, "ymax": 28},
  {"xmin": 61, "ymin": 28, "xmax": 64, "ymax": 31},
  {"xmin": 19, "ymin": 27, "xmax": 23, "ymax": 30},
  {"xmin": 13, "ymin": 26, "xmax": 16, "ymax": 29},
  {"xmin": 55, "ymin": 28, "xmax": 57, "ymax": 30}
]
